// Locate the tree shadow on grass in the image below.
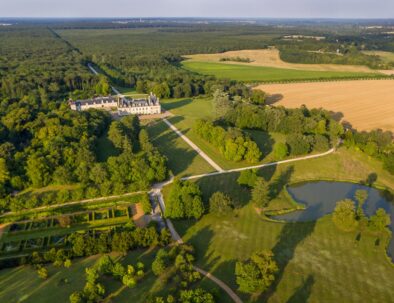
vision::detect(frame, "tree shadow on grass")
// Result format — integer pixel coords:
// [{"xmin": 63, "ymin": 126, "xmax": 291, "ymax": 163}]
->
[
  {"xmin": 162, "ymin": 99, "xmax": 193, "ymax": 111},
  {"xmin": 258, "ymin": 164, "xmax": 277, "ymax": 183},
  {"xmin": 152, "ymin": 123, "xmax": 203, "ymax": 176},
  {"xmin": 260, "ymin": 221, "xmax": 316, "ymax": 302},
  {"xmin": 196, "ymin": 173, "xmax": 251, "ymax": 208},
  {"xmin": 185, "ymin": 224, "xmax": 242, "ymax": 302},
  {"xmin": 269, "ymin": 166, "xmax": 294, "ymax": 200},
  {"xmin": 245, "ymin": 130, "xmax": 275, "ymax": 160},
  {"xmin": 286, "ymin": 274, "xmax": 315, "ymax": 303}
]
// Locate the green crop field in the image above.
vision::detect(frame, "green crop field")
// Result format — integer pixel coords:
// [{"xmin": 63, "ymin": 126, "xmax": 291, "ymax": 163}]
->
[{"xmin": 182, "ymin": 61, "xmax": 381, "ymax": 82}]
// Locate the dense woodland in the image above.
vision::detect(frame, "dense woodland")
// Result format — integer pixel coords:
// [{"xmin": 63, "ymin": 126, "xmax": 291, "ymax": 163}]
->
[
  {"xmin": 0, "ymin": 22, "xmax": 393, "ymax": 216},
  {"xmin": 0, "ymin": 27, "xmax": 167, "ymax": 213}
]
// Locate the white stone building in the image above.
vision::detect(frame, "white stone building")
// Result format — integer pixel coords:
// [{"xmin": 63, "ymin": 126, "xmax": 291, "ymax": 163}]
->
[{"xmin": 69, "ymin": 93, "xmax": 161, "ymax": 116}]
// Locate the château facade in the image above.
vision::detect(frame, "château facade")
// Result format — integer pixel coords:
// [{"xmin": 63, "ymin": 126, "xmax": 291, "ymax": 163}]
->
[{"xmin": 69, "ymin": 93, "xmax": 161, "ymax": 116}]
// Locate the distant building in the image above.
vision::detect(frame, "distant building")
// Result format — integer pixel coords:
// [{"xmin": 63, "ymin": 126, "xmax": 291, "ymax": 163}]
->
[
  {"xmin": 118, "ymin": 93, "xmax": 161, "ymax": 116},
  {"xmin": 69, "ymin": 93, "xmax": 161, "ymax": 116}
]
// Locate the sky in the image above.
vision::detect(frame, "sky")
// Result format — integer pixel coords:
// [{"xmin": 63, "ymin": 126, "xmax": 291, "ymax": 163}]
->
[{"xmin": 1, "ymin": 0, "xmax": 394, "ymax": 19}]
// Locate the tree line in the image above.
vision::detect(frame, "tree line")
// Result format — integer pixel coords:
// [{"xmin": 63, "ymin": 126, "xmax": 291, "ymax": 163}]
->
[{"xmin": 194, "ymin": 119, "xmax": 262, "ymax": 163}]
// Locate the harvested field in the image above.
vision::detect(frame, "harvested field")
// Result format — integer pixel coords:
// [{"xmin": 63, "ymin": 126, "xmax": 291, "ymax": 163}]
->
[
  {"xmin": 185, "ymin": 48, "xmax": 380, "ymax": 73},
  {"xmin": 256, "ymin": 80, "xmax": 394, "ymax": 132}
]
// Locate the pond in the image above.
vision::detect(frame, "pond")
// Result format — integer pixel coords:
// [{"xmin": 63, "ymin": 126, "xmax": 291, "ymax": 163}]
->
[{"xmin": 272, "ymin": 181, "xmax": 394, "ymax": 259}]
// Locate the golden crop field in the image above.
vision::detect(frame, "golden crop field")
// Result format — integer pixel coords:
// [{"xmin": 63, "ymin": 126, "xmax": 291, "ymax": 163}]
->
[
  {"xmin": 256, "ymin": 80, "xmax": 394, "ymax": 132},
  {"xmin": 185, "ymin": 48, "xmax": 380, "ymax": 73}
]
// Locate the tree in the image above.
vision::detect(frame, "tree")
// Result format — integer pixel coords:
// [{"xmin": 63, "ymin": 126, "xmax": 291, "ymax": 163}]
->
[
  {"xmin": 272, "ymin": 142, "xmax": 288, "ymax": 160},
  {"xmin": 112, "ymin": 262, "xmax": 125, "ymax": 279},
  {"xmin": 251, "ymin": 177, "xmax": 270, "ymax": 208},
  {"xmin": 0, "ymin": 158, "xmax": 9, "ymax": 184},
  {"xmin": 235, "ymin": 250, "xmax": 278, "ymax": 294},
  {"xmin": 64, "ymin": 259, "xmax": 72, "ymax": 268},
  {"xmin": 250, "ymin": 90, "xmax": 266, "ymax": 105},
  {"xmin": 179, "ymin": 288, "xmax": 215, "ymax": 303},
  {"xmin": 96, "ymin": 255, "xmax": 114, "ymax": 274},
  {"xmin": 37, "ymin": 266, "xmax": 48, "ymax": 279},
  {"xmin": 286, "ymin": 134, "xmax": 311, "ymax": 155},
  {"xmin": 166, "ymin": 180, "xmax": 204, "ymax": 219},
  {"xmin": 69, "ymin": 291, "xmax": 83, "ymax": 303},
  {"xmin": 332, "ymin": 199, "xmax": 358, "ymax": 232},
  {"xmin": 209, "ymin": 192, "xmax": 233, "ymax": 214},
  {"xmin": 139, "ymin": 129, "xmax": 153, "ymax": 152},
  {"xmin": 122, "ymin": 274, "xmax": 137, "ymax": 288},
  {"xmin": 354, "ymin": 189, "xmax": 368, "ymax": 219},
  {"xmin": 213, "ymin": 89, "xmax": 231, "ymax": 119},
  {"xmin": 141, "ymin": 194, "xmax": 152, "ymax": 214},
  {"xmin": 237, "ymin": 169, "xmax": 258, "ymax": 187},
  {"xmin": 152, "ymin": 249, "xmax": 169, "ymax": 276},
  {"xmin": 369, "ymin": 208, "xmax": 391, "ymax": 232}
]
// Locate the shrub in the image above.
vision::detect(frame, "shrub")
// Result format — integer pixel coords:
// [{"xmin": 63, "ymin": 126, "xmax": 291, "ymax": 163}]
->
[
  {"xmin": 209, "ymin": 192, "xmax": 233, "ymax": 214},
  {"xmin": 332, "ymin": 199, "xmax": 358, "ymax": 232}
]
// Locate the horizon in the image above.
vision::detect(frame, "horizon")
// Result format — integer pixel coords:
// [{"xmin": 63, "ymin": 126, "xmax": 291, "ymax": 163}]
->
[{"xmin": 1, "ymin": 0, "xmax": 394, "ymax": 19}]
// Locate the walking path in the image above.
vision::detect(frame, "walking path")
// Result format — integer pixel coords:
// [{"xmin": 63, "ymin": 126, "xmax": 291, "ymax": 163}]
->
[
  {"xmin": 162, "ymin": 118, "xmax": 224, "ymax": 172},
  {"xmin": 181, "ymin": 146, "xmax": 336, "ymax": 181},
  {"xmin": 150, "ymin": 188, "xmax": 243, "ymax": 303},
  {"xmin": 87, "ymin": 64, "xmax": 122, "ymax": 96}
]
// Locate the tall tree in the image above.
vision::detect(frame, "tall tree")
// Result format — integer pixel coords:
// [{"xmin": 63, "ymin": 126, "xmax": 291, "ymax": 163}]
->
[{"xmin": 251, "ymin": 177, "xmax": 270, "ymax": 208}]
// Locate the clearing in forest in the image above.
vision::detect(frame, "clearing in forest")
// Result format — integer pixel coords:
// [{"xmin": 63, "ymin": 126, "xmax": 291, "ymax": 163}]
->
[
  {"xmin": 185, "ymin": 48, "xmax": 381, "ymax": 73},
  {"xmin": 256, "ymin": 80, "xmax": 394, "ymax": 132}
]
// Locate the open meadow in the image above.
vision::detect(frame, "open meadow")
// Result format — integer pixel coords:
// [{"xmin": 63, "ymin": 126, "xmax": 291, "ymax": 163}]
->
[
  {"xmin": 256, "ymin": 79, "xmax": 394, "ymax": 132},
  {"xmin": 164, "ymin": 145, "xmax": 394, "ymax": 303},
  {"xmin": 0, "ymin": 249, "xmax": 233, "ymax": 303}
]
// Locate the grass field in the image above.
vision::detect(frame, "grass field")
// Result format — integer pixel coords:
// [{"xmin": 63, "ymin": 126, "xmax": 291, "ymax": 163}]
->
[
  {"xmin": 145, "ymin": 119, "xmax": 214, "ymax": 177},
  {"xmin": 164, "ymin": 146, "xmax": 394, "ymax": 302},
  {"xmin": 257, "ymin": 80, "xmax": 394, "ymax": 132},
  {"xmin": 182, "ymin": 61, "xmax": 380, "ymax": 82},
  {"xmin": 158, "ymin": 98, "xmax": 340, "ymax": 171},
  {"xmin": 185, "ymin": 48, "xmax": 379, "ymax": 73},
  {"xmin": 0, "ymin": 249, "xmax": 233, "ymax": 303},
  {"xmin": 173, "ymin": 204, "xmax": 394, "ymax": 303}
]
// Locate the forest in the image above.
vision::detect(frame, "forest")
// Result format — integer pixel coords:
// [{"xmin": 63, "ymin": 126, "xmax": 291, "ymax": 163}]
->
[{"xmin": 0, "ymin": 26, "xmax": 167, "ymax": 213}]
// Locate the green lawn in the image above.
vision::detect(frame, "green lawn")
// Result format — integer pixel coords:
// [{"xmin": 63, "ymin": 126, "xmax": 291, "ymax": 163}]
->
[
  {"xmin": 160, "ymin": 98, "xmax": 284, "ymax": 170},
  {"xmin": 145, "ymin": 120, "xmax": 214, "ymax": 177},
  {"xmin": 164, "ymin": 145, "xmax": 394, "ymax": 301},
  {"xmin": 173, "ymin": 204, "xmax": 394, "ymax": 303},
  {"xmin": 0, "ymin": 248, "xmax": 233, "ymax": 303},
  {"xmin": 182, "ymin": 61, "xmax": 381, "ymax": 82}
]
